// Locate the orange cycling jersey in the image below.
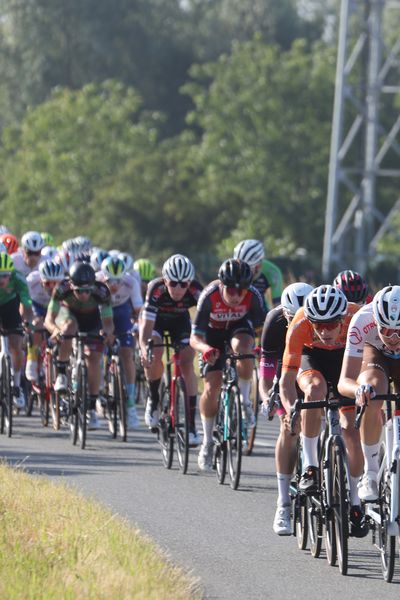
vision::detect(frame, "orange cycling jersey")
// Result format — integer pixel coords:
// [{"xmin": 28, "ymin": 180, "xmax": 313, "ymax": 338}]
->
[{"xmin": 282, "ymin": 303, "xmax": 360, "ymax": 373}]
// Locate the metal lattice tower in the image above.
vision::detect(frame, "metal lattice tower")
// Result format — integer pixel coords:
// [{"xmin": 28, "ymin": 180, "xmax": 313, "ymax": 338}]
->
[{"xmin": 322, "ymin": 0, "xmax": 400, "ymax": 279}]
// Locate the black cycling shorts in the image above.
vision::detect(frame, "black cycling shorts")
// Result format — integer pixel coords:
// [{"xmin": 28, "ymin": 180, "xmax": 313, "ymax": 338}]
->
[
  {"xmin": 153, "ymin": 313, "xmax": 191, "ymax": 347},
  {"xmin": 299, "ymin": 346, "xmax": 345, "ymax": 388},
  {"xmin": 0, "ymin": 296, "xmax": 22, "ymax": 332},
  {"xmin": 204, "ymin": 317, "xmax": 254, "ymax": 372}
]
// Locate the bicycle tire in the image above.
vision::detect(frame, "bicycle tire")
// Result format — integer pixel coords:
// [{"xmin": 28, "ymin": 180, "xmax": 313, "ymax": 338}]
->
[
  {"xmin": 39, "ymin": 387, "xmax": 49, "ymax": 427},
  {"xmin": 3, "ymin": 355, "xmax": 12, "ymax": 437},
  {"xmin": 378, "ymin": 443, "xmax": 396, "ymax": 582},
  {"xmin": 108, "ymin": 370, "xmax": 118, "ymax": 439},
  {"xmin": 117, "ymin": 368, "xmax": 127, "ymax": 442},
  {"xmin": 159, "ymin": 378, "xmax": 173, "ymax": 468},
  {"xmin": 214, "ymin": 393, "xmax": 227, "ymax": 484},
  {"xmin": 244, "ymin": 366, "xmax": 259, "ymax": 456},
  {"xmin": 308, "ymin": 497, "xmax": 323, "ymax": 558},
  {"xmin": 24, "ymin": 379, "xmax": 35, "ymax": 416},
  {"xmin": 325, "ymin": 438, "xmax": 337, "ymax": 567},
  {"xmin": 69, "ymin": 387, "xmax": 79, "ymax": 445},
  {"xmin": 332, "ymin": 438, "xmax": 349, "ymax": 575},
  {"xmin": 51, "ymin": 390, "xmax": 61, "ymax": 431},
  {"xmin": 227, "ymin": 385, "xmax": 242, "ymax": 490},
  {"xmin": 293, "ymin": 439, "xmax": 308, "ymax": 550},
  {"xmin": 77, "ymin": 363, "xmax": 88, "ymax": 450},
  {"xmin": 175, "ymin": 376, "xmax": 189, "ymax": 474}
]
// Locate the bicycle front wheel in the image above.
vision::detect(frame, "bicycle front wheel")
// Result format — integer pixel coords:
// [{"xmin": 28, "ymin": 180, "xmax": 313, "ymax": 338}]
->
[
  {"xmin": 2, "ymin": 356, "xmax": 12, "ymax": 437},
  {"xmin": 117, "ymin": 370, "xmax": 127, "ymax": 442},
  {"xmin": 331, "ymin": 438, "xmax": 349, "ymax": 575},
  {"xmin": 214, "ymin": 393, "xmax": 227, "ymax": 484},
  {"xmin": 77, "ymin": 364, "xmax": 88, "ymax": 450},
  {"xmin": 159, "ymin": 379, "xmax": 173, "ymax": 469},
  {"xmin": 378, "ymin": 443, "xmax": 396, "ymax": 582},
  {"xmin": 325, "ymin": 441, "xmax": 337, "ymax": 567},
  {"xmin": 175, "ymin": 377, "xmax": 189, "ymax": 474},
  {"xmin": 227, "ymin": 385, "xmax": 242, "ymax": 490},
  {"xmin": 244, "ymin": 366, "xmax": 259, "ymax": 456}
]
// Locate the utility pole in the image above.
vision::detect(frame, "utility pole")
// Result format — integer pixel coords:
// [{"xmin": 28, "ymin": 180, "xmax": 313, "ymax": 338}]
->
[{"xmin": 322, "ymin": 0, "xmax": 400, "ymax": 280}]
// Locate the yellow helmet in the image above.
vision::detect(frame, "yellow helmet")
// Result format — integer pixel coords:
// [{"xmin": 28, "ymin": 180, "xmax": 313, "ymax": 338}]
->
[{"xmin": 0, "ymin": 252, "xmax": 14, "ymax": 274}]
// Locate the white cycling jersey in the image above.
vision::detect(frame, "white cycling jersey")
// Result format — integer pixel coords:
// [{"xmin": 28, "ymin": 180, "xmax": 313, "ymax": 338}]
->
[
  {"xmin": 26, "ymin": 270, "xmax": 51, "ymax": 307},
  {"xmin": 96, "ymin": 272, "xmax": 143, "ymax": 310},
  {"xmin": 345, "ymin": 302, "xmax": 400, "ymax": 359},
  {"xmin": 11, "ymin": 251, "xmax": 43, "ymax": 277}
]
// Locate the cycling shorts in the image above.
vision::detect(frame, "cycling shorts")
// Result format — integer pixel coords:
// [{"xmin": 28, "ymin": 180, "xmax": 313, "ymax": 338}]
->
[
  {"xmin": 112, "ymin": 301, "xmax": 134, "ymax": 348},
  {"xmin": 298, "ymin": 347, "xmax": 345, "ymax": 389},
  {"xmin": 153, "ymin": 313, "xmax": 191, "ymax": 347},
  {"xmin": 56, "ymin": 306, "xmax": 103, "ymax": 352},
  {"xmin": 0, "ymin": 296, "xmax": 22, "ymax": 332},
  {"xmin": 32, "ymin": 300, "xmax": 47, "ymax": 318},
  {"xmin": 203, "ymin": 317, "xmax": 254, "ymax": 372}
]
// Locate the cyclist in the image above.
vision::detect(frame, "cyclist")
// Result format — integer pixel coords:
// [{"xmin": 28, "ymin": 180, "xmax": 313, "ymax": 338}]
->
[
  {"xmin": 190, "ymin": 258, "xmax": 266, "ymax": 472},
  {"xmin": 233, "ymin": 239, "xmax": 283, "ymax": 308},
  {"xmin": 139, "ymin": 254, "xmax": 202, "ymax": 445},
  {"xmin": 90, "ymin": 249, "xmax": 109, "ymax": 273},
  {"xmin": 333, "ymin": 270, "xmax": 368, "ymax": 305},
  {"xmin": 40, "ymin": 232, "xmax": 55, "ymax": 247},
  {"xmin": 44, "ymin": 261, "xmax": 114, "ymax": 430},
  {"xmin": 12, "ymin": 231, "xmax": 44, "ymax": 276},
  {"xmin": 258, "ymin": 282, "xmax": 313, "ymax": 535},
  {"xmin": 25, "ymin": 260, "xmax": 65, "ymax": 382},
  {"xmin": 279, "ymin": 285, "xmax": 367, "ymax": 535},
  {"xmin": 0, "ymin": 252, "xmax": 33, "ymax": 408},
  {"xmin": 97, "ymin": 256, "xmax": 143, "ymax": 429},
  {"xmin": 134, "ymin": 258, "xmax": 157, "ymax": 300},
  {"xmin": 338, "ymin": 285, "xmax": 400, "ymax": 502}
]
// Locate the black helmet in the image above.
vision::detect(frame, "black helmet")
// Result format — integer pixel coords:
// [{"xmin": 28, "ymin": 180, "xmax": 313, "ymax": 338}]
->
[
  {"xmin": 333, "ymin": 270, "xmax": 368, "ymax": 303},
  {"xmin": 69, "ymin": 261, "xmax": 96, "ymax": 287},
  {"xmin": 218, "ymin": 258, "xmax": 252, "ymax": 289}
]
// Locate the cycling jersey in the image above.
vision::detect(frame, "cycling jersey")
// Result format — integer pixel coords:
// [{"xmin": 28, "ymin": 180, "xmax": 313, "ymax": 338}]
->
[
  {"xmin": 192, "ymin": 280, "xmax": 266, "ymax": 335},
  {"xmin": 252, "ymin": 259, "xmax": 283, "ymax": 305},
  {"xmin": 345, "ymin": 302, "xmax": 400, "ymax": 360},
  {"xmin": 27, "ymin": 270, "xmax": 51, "ymax": 309},
  {"xmin": 96, "ymin": 272, "xmax": 143, "ymax": 310},
  {"xmin": 0, "ymin": 270, "xmax": 32, "ymax": 308},
  {"xmin": 143, "ymin": 277, "xmax": 203, "ymax": 322},
  {"xmin": 11, "ymin": 251, "xmax": 43, "ymax": 277},
  {"xmin": 282, "ymin": 304, "xmax": 360, "ymax": 373},
  {"xmin": 48, "ymin": 280, "xmax": 112, "ymax": 320}
]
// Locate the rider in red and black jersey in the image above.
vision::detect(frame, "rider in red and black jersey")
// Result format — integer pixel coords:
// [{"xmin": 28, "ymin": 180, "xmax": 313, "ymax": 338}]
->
[{"xmin": 190, "ymin": 259, "xmax": 266, "ymax": 472}]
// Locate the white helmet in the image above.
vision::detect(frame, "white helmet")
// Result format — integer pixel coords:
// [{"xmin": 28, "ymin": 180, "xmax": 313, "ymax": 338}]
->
[
  {"xmin": 304, "ymin": 285, "xmax": 347, "ymax": 322},
  {"xmin": 281, "ymin": 282, "xmax": 314, "ymax": 317},
  {"xmin": 118, "ymin": 251, "xmax": 134, "ymax": 272},
  {"xmin": 90, "ymin": 249, "xmax": 109, "ymax": 272},
  {"xmin": 108, "ymin": 249, "xmax": 120, "ymax": 258},
  {"xmin": 373, "ymin": 285, "xmax": 400, "ymax": 329},
  {"xmin": 41, "ymin": 245, "xmax": 58, "ymax": 260},
  {"xmin": 55, "ymin": 250, "xmax": 75, "ymax": 274},
  {"xmin": 39, "ymin": 259, "xmax": 65, "ymax": 282},
  {"xmin": 74, "ymin": 235, "xmax": 92, "ymax": 251},
  {"xmin": 233, "ymin": 239, "xmax": 265, "ymax": 267},
  {"xmin": 162, "ymin": 254, "xmax": 194, "ymax": 282},
  {"xmin": 0, "ymin": 225, "xmax": 9, "ymax": 234},
  {"xmin": 21, "ymin": 231, "xmax": 44, "ymax": 252}
]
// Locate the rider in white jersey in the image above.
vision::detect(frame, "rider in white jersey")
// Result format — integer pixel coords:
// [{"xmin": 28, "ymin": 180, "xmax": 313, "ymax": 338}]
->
[
  {"xmin": 96, "ymin": 269, "xmax": 143, "ymax": 311},
  {"xmin": 12, "ymin": 231, "xmax": 45, "ymax": 277}
]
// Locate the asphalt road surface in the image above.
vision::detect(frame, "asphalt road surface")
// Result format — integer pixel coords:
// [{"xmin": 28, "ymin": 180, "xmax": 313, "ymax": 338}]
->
[{"xmin": 1, "ymin": 407, "xmax": 400, "ymax": 599}]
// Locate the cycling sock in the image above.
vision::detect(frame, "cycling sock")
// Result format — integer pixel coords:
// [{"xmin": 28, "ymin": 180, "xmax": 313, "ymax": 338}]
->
[
  {"xmin": 301, "ymin": 434, "xmax": 319, "ymax": 468},
  {"xmin": 276, "ymin": 473, "xmax": 291, "ymax": 507},
  {"xmin": 239, "ymin": 378, "xmax": 252, "ymax": 404},
  {"xmin": 189, "ymin": 395, "xmax": 197, "ymax": 429},
  {"xmin": 126, "ymin": 383, "xmax": 135, "ymax": 408},
  {"xmin": 201, "ymin": 415, "xmax": 214, "ymax": 445},
  {"xmin": 361, "ymin": 442, "xmax": 380, "ymax": 474},
  {"xmin": 13, "ymin": 370, "xmax": 21, "ymax": 386},
  {"xmin": 350, "ymin": 475, "xmax": 362, "ymax": 505},
  {"xmin": 149, "ymin": 378, "xmax": 161, "ymax": 410}
]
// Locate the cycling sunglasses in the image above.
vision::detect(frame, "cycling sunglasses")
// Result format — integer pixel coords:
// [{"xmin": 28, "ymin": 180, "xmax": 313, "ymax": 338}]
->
[
  {"xmin": 73, "ymin": 286, "xmax": 93, "ymax": 294},
  {"xmin": 167, "ymin": 281, "xmax": 189, "ymax": 288},
  {"xmin": 379, "ymin": 326, "xmax": 400, "ymax": 339},
  {"xmin": 224, "ymin": 286, "xmax": 246, "ymax": 296},
  {"xmin": 106, "ymin": 278, "xmax": 121, "ymax": 285},
  {"xmin": 25, "ymin": 250, "xmax": 41, "ymax": 256},
  {"xmin": 312, "ymin": 319, "xmax": 342, "ymax": 331}
]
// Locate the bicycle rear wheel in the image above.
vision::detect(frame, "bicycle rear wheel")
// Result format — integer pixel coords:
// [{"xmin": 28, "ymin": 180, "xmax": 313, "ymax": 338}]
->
[
  {"xmin": 308, "ymin": 497, "xmax": 323, "ymax": 558},
  {"xmin": 325, "ymin": 440, "xmax": 337, "ymax": 567},
  {"xmin": 159, "ymin": 379, "xmax": 173, "ymax": 469},
  {"xmin": 2, "ymin": 356, "xmax": 12, "ymax": 437},
  {"xmin": 175, "ymin": 376, "xmax": 189, "ymax": 474},
  {"xmin": 378, "ymin": 443, "xmax": 395, "ymax": 582},
  {"xmin": 332, "ymin": 438, "xmax": 349, "ymax": 575},
  {"xmin": 244, "ymin": 366, "xmax": 259, "ymax": 456},
  {"xmin": 214, "ymin": 393, "xmax": 227, "ymax": 484},
  {"xmin": 227, "ymin": 385, "xmax": 243, "ymax": 490},
  {"xmin": 77, "ymin": 364, "xmax": 88, "ymax": 450},
  {"xmin": 292, "ymin": 439, "xmax": 308, "ymax": 550},
  {"xmin": 117, "ymin": 369, "xmax": 127, "ymax": 442}
]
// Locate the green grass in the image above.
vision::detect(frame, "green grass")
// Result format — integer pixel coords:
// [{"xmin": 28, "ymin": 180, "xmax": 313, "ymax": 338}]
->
[{"xmin": 0, "ymin": 464, "xmax": 200, "ymax": 599}]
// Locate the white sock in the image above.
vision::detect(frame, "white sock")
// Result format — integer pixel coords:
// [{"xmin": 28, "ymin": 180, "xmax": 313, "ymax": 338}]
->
[
  {"xmin": 361, "ymin": 442, "xmax": 380, "ymax": 474},
  {"xmin": 201, "ymin": 416, "xmax": 214, "ymax": 445},
  {"xmin": 350, "ymin": 475, "xmax": 362, "ymax": 506},
  {"xmin": 239, "ymin": 378, "xmax": 252, "ymax": 404},
  {"xmin": 301, "ymin": 434, "xmax": 319, "ymax": 468},
  {"xmin": 276, "ymin": 473, "xmax": 291, "ymax": 507}
]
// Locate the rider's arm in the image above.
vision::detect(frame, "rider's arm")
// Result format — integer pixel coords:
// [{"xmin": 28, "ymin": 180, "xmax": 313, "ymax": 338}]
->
[
  {"xmin": 337, "ymin": 354, "xmax": 363, "ymax": 399},
  {"xmin": 279, "ymin": 310, "xmax": 309, "ymax": 413},
  {"xmin": 139, "ymin": 316, "xmax": 156, "ymax": 356}
]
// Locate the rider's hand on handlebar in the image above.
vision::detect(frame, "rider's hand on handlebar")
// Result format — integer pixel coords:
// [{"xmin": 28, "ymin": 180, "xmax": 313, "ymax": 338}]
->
[
  {"xmin": 202, "ymin": 346, "xmax": 220, "ymax": 366},
  {"xmin": 355, "ymin": 383, "xmax": 375, "ymax": 407}
]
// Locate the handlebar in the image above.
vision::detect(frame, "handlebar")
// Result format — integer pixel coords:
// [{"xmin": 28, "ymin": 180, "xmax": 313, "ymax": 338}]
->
[{"xmin": 289, "ymin": 395, "xmax": 356, "ymax": 435}]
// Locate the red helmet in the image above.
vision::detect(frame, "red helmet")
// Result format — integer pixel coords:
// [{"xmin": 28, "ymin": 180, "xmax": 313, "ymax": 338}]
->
[{"xmin": 0, "ymin": 233, "xmax": 19, "ymax": 255}]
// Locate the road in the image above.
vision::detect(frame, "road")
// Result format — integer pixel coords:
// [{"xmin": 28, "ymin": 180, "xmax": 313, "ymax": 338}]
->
[{"xmin": 1, "ymin": 407, "xmax": 400, "ymax": 599}]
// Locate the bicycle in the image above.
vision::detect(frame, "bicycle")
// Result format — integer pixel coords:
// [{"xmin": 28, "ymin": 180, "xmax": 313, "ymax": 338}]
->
[
  {"xmin": 104, "ymin": 340, "xmax": 127, "ymax": 441},
  {"xmin": 134, "ymin": 343, "xmax": 148, "ymax": 405},
  {"xmin": 65, "ymin": 332, "xmax": 104, "ymax": 450},
  {"xmin": 243, "ymin": 355, "xmax": 261, "ymax": 456},
  {"xmin": 146, "ymin": 336, "xmax": 190, "ymax": 474},
  {"xmin": 213, "ymin": 347, "xmax": 256, "ymax": 490},
  {"xmin": 290, "ymin": 389, "xmax": 355, "ymax": 575},
  {"xmin": 355, "ymin": 392, "xmax": 400, "ymax": 582},
  {"xmin": 0, "ymin": 328, "xmax": 20, "ymax": 437}
]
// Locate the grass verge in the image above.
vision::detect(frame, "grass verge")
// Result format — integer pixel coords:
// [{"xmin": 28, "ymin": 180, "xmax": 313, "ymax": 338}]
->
[{"xmin": 0, "ymin": 464, "xmax": 200, "ymax": 599}]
